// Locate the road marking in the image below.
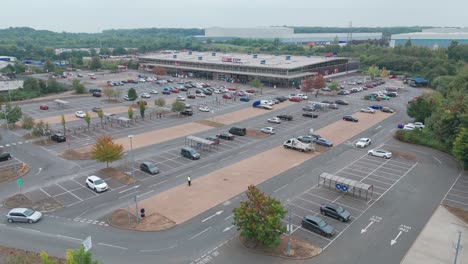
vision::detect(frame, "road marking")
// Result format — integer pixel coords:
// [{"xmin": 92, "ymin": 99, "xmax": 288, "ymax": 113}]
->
[
  {"xmin": 56, "ymin": 234, "xmax": 82, "ymax": 241},
  {"xmin": 16, "ymin": 227, "xmax": 41, "ymax": 233},
  {"xmin": 188, "ymin": 227, "xmax": 212, "ymax": 240},
  {"xmin": 442, "ymin": 171, "xmax": 464, "ymax": 201},
  {"xmin": 56, "ymin": 183, "xmax": 83, "ymax": 201},
  {"xmin": 202, "ymin": 211, "xmax": 223, "ymax": 223},
  {"xmin": 118, "ymin": 191, "xmax": 138, "ymax": 199},
  {"xmin": 35, "ymin": 168, "xmax": 42, "ymax": 176},
  {"xmin": 118, "ymin": 185, "xmax": 140, "ymax": 194},
  {"xmin": 273, "ymin": 184, "xmax": 288, "ymax": 193},
  {"xmin": 140, "ymin": 244, "xmax": 177, "ymax": 252},
  {"xmin": 224, "ymin": 214, "xmax": 234, "ymax": 220},
  {"xmin": 148, "ymin": 179, "xmax": 168, "ymax": 188},
  {"xmin": 97, "ymin": 242, "xmax": 128, "ymax": 250},
  {"xmin": 223, "ymin": 225, "xmax": 235, "ymax": 232},
  {"xmin": 391, "ymin": 231, "xmax": 403, "ymax": 246},
  {"xmin": 176, "ymin": 170, "xmax": 192, "ymax": 178},
  {"xmin": 432, "ymin": 156, "xmax": 442, "ymax": 164},
  {"xmin": 137, "ymin": 190, "xmax": 154, "ymax": 198},
  {"xmin": 361, "ymin": 221, "xmax": 374, "ymax": 234},
  {"xmin": 199, "ymin": 163, "xmax": 214, "ymax": 169},
  {"xmin": 40, "ymin": 188, "xmax": 52, "ymax": 197},
  {"xmin": 444, "ymin": 198, "xmax": 468, "ymax": 206}
]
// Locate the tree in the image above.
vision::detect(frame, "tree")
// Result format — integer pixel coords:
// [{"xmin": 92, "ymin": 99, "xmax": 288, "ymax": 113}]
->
[
  {"xmin": 128, "ymin": 106, "xmax": 134, "ymax": 119},
  {"xmin": 367, "ymin": 65, "xmax": 379, "ymax": 80},
  {"xmin": 328, "ymin": 81, "xmax": 339, "ymax": 91},
  {"xmin": 103, "ymin": 87, "xmax": 114, "ymax": 100},
  {"xmin": 32, "ymin": 120, "xmax": 50, "ymax": 137},
  {"xmin": 21, "ymin": 114, "xmax": 35, "ymax": 130},
  {"xmin": 113, "ymin": 88, "xmax": 122, "ymax": 100},
  {"xmin": 407, "ymin": 94, "xmax": 443, "ymax": 122},
  {"xmin": 97, "ymin": 108, "xmax": 104, "ymax": 127},
  {"xmin": 312, "ymin": 74, "xmax": 325, "ymax": 89},
  {"xmin": 153, "ymin": 66, "xmax": 167, "ymax": 76},
  {"xmin": 249, "ymin": 79, "xmax": 264, "ymax": 94},
  {"xmin": 90, "ymin": 56, "xmax": 102, "ymax": 70},
  {"xmin": 233, "ymin": 185, "xmax": 287, "ymax": 247},
  {"xmin": 139, "ymin": 100, "xmax": 146, "ymax": 120},
  {"xmin": 61, "ymin": 114, "xmax": 66, "ymax": 135},
  {"xmin": 453, "ymin": 127, "xmax": 468, "ymax": 168},
  {"xmin": 405, "ymin": 38, "xmax": 412, "ymax": 47},
  {"xmin": 171, "ymin": 101, "xmax": 186, "ymax": 115},
  {"xmin": 127, "ymin": 88, "xmax": 137, "ymax": 100},
  {"xmin": 301, "ymin": 77, "xmax": 313, "ymax": 94},
  {"xmin": 40, "ymin": 246, "xmax": 100, "ymax": 264},
  {"xmin": 84, "ymin": 111, "xmax": 91, "ymax": 129},
  {"xmin": 0, "ymin": 104, "xmax": 22, "ymax": 128},
  {"xmin": 91, "ymin": 135, "xmax": 124, "ymax": 168},
  {"xmin": 72, "ymin": 79, "xmax": 86, "ymax": 94},
  {"xmin": 155, "ymin": 98, "xmax": 166, "ymax": 107},
  {"xmin": 44, "ymin": 60, "xmax": 55, "ymax": 73},
  {"xmin": 380, "ymin": 67, "xmax": 389, "ymax": 78}
]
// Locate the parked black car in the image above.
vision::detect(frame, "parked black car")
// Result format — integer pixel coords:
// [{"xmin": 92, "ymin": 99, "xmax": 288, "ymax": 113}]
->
[
  {"xmin": 181, "ymin": 109, "xmax": 193, "ymax": 116},
  {"xmin": 302, "ymin": 106, "xmax": 315, "ymax": 112},
  {"xmin": 381, "ymin": 107, "xmax": 395, "ymax": 113},
  {"xmin": 301, "ymin": 215, "xmax": 334, "ymax": 237},
  {"xmin": 320, "ymin": 203, "xmax": 351, "ymax": 222},
  {"xmin": 229, "ymin": 127, "xmax": 246, "ymax": 136},
  {"xmin": 140, "ymin": 162, "xmax": 159, "ymax": 175},
  {"xmin": 0, "ymin": 152, "xmax": 12, "ymax": 162},
  {"xmin": 303, "ymin": 113, "xmax": 318, "ymax": 118},
  {"xmin": 50, "ymin": 133, "xmax": 66, "ymax": 143},
  {"xmin": 321, "ymin": 100, "xmax": 333, "ymax": 104},
  {"xmin": 216, "ymin": 133, "xmax": 234, "ymax": 140},
  {"xmin": 343, "ymin": 115, "xmax": 359, "ymax": 122},
  {"xmin": 335, "ymin": 99, "xmax": 349, "ymax": 105},
  {"xmin": 92, "ymin": 107, "xmax": 102, "ymax": 113},
  {"xmin": 92, "ymin": 92, "xmax": 102, "ymax": 97},
  {"xmin": 277, "ymin": 115, "xmax": 293, "ymax": 121}
]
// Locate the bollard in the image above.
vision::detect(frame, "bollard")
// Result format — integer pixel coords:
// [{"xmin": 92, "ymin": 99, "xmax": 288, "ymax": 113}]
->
[{"xmin": 140, "ymin": 208, "xmax": 145, "ymax": 218}]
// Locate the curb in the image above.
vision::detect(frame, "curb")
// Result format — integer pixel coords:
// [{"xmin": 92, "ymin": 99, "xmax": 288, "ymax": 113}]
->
[
  {"xmin": 238, "ymin": 235, "xmax": 322, "ymax": 260},
  {"xmin": 106, "ymin": 210, "xmax": 177, "ymax": 232}
]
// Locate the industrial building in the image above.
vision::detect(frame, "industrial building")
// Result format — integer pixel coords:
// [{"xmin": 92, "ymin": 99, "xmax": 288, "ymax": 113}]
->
[
  {"xmin": 138, "ymin": 51, "xmax": 359, "ymax": 87},
  {"xmin": 390, "ymin": 28, "xmax": 468, "ymax": 48},
  {"xmin": 198, "ymin": 27, "xmax": 383, "ymax": 44}
]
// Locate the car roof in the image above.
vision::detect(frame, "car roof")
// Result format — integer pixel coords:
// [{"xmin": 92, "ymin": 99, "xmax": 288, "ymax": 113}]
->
[
  {"xmin": 142, "ymin": 161, "xmax": 155, "ymax": 166},
  {"xmin": 304, "ymin": 215, "xmax": 322, "ymax": 222},
  {"xmin": 87, "ymin": 175, "xmax": 102, "ymax": 181},
  {"xmin": 9, "ymin": 208, "xmax": 29, "ymax": 213}
]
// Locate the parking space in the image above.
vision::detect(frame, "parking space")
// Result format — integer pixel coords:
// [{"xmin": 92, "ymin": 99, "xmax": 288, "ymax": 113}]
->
[
  {"xmin": 284, "ymin": 150, "xmax": 418, "ymax": 249},
  {"xmin": 442, "ymin": 172, "xmax": 468, "ymax": 210}
]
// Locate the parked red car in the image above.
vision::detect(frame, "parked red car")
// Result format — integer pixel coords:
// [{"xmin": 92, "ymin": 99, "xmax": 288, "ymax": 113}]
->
[
  {"xmin": 227, "ymin": 87, "xmax": 237, "ymax": 91},
  {"xmin": 290, "ymin": 96, "xmax": 302, "ymax": 102},
  {"xmin": 223, "ymin": 94, "xmax": 232, "ymax": 99},
  {"xmin": 171, "ymin": 88, "xmax": 180, "ymax": 93},
  {"xmin": 187, "ymin": 95, "xmax": 196, "ymax": 99},
  {"xmin": 245, "ymin": 89, "xmax": 255, "ymax": 93},
  {"xmin": 389, "ymin": 75, "xmax": 396, "ymax": 79},
  {"xmin": 365, "ymin": 84, "xmax": 374, "ymax": 88},
  {"xmin": 39, "ymin": 104, "xmax": 49, "ymax": 110}
]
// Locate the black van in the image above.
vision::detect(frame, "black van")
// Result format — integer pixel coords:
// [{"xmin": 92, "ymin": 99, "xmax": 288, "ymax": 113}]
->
[
  {"xmin": 0, "ymin": 152, "xmax": 12, "ymax": 162},
  {"xmin": 181, "ymin": 147, "xmax": 200, "ymax": 160},
  {"xmin": 229, "ymin": 127, "xmax": 246, "ymax": 136}
]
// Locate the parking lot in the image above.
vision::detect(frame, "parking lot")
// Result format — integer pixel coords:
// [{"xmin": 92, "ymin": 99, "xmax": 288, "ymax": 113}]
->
[
  {"xmin": 442, "ymin": 172, "xmax": 468, "ymax": 210},
  {"xmin": 284, "ymin": 148, "xmax": 418, "ymax": 249}
]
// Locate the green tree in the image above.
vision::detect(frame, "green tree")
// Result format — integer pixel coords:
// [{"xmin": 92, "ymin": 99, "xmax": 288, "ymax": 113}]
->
[
  {"xmin": 61, "ymin": 114, "xmax": 66, "ymax": 135},
  {"xmin": 113, "ymin": 88, "xmax": 122, "ymax": 100},
  {"xmin": 44, "ymin": 60, "xmax": 56, "ymax": 73},
  {"xmin": 97, "ymin": 108, "xmax": 104, "ymax": 127},
  {"xmin": 89, "ymin": 56, "xmax": 102, "ymax": 70},
  {"xmin": 171, "ymin": 101, "xmax": 186, "ymax": 116},
  {"xmin": 84, "ymin": 111, "xmax": 91, "ymax": 129},
  {"xmin": 249, "ymin": 79, "xmax": 264, "ymax": 94},
  {"xmin": 0, "ymin": 104, "xmax": 22, "ymax": 128},
  {"xmin": 91, "ymin": 135, "xmax": 124, "ymax": 168},
  {"xmin": 128, "ymin": 106, "xmax": 134, "ymax": 119},
  {"xmin": 21, "ymin": 114, "xmax": 35, "ymax": 130},
  {"xmin": 328, "ymin": 81, "xmax": 339, "ymax": 91},
  {"xmin": 407, "ymin": 93, "xmax": 443, "ymax": 122},
  {"xmin": 127, "ymin": 88, "xmax": 137, "ymax": 100},
  {"xmin": 233, "ymin": 185, "xmax": 287, "ymax": 247},
  {"xmin": 367, "ymin": 65, "xmax": 379, "ymax": 80},
  {"xmin": 65, "ymin": 246, "xmax": 100, "ymax": 264},
  {"xmin": 155, "ymin": 98, "xmax": 166, "ymax": 107},
  {"xmin": 380, "ymin": 67, "xmax": 389, "ymax": 78},
  {"xmin": 72, "ymin": 79, "xmax": 86, "ymax": 94},
  {"xmin": 405, "ymin": 38, "xmax": 412, "ymax": 47},
  {"xmin": 139, "ymin": 100, "xmax": 146, "ymax": 120},
  {"xmin": 32, "ymin": 120, "xmax": 50, "ymax": 137},
  {"xmin": 103, "ymin": 87, "xmax": 114, "ymax": 100},
  {"xmin": 452, "ymin": 127, "xmax": 468, "ymax": 168}
]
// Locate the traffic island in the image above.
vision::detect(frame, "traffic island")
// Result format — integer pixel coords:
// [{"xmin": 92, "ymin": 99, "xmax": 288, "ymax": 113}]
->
[
  {"xmin": 59, "ymin": 149, "xmax": 92, "ymax": 160},
  {"xmin": 107, "ymin": 209, "xmax": 176, "ymax": 231},
  {"xmin": 239, "ymin": 235, "xmax": 321, "ymax": 260},
  {"xmin": 100, "ymin": 168, "xmax": 135, "ymax": 185},
  {"xmin": 3, "ymin": 194, "xmax": 62, "ymax": 212},
  {"xmin": 0, "ymin": 163, "xmax": 29, "ymax": 184}
]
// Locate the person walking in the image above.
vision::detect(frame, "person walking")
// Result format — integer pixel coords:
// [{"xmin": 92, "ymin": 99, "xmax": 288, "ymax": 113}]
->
[{"xmin": 187, "ymin": 176, "xmax": 191, "ymax": 186}]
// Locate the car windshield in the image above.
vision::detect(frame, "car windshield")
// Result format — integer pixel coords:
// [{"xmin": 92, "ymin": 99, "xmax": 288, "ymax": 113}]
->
[
  {"xmin": 189, "ymin": 149, "xmax": 197, "ymax": 154},
  {"xmin": 335, "ymin": 206, "xmax": 345, "ymax": 213},
  {"xmin": 318, "ymin": 219, "xmax": 327, "ymax": 227},
  {"xmin": 23, "ymin": 209, "xmax": 35, "ymax": 216},
  {"xmin": 94, "ymin": 179, "xmax": 104, "ymax": 185},
  {"xmin": 147, "ymin": 163, "xmax": 156, "ymax": 169}
]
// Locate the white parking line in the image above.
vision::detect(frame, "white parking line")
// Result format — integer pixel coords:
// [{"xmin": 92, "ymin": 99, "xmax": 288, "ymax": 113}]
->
[
  {"xmin": 301, "ymin": 192, "xmax": 364, "ymax": 213},
  {"xmin": 387, "ymin": 159, "xmax": 416, "ymax": 168},
  {"xmin": 446, "ymin": 193, "xmax": 468, "ymax": 200},
  {"xmin": 369, "ymin": 173, "xmax": 398, "ymax": 182},
  {"xmin": 289, "ymin": 203, "xmax": 318, "ymax": 214},
  {"xmin": 363, "ymin": 177, "xmax": 393, "ymax": 186},
  {"xmin": 375, "ymin": 169, "xmax": 401, "ymax": 177},
  {"xmin": 56, "ymin": 183, "xmax": 83, "ymax": 201},
  {"xmin": 137, "ymin": 190, "xmax": 154, "ymax": 198},
  {"xmin": 40, "ymin": 188, "xmax": 52, "ymax": 197},
  {"xmin": 295, "ymin": 196, "xmax": 322, "ymax": 207},
  {"xmin": 98, "ymin": 242, "xmax": 128, "ymax": 250},
  {"xmin": 148, "ymin": 179, "xmax": 168, "ymax": 188},
  {"xmin": 188, "ymin": 227, "xmax": 212, "ymax": 240},
  {"xmin": 452, "ymin": 188, "xmax": 468, "ymax": 194},
  {"xmin": 273, "ymin": 184, "xmax": 289, "ymax": 193},
  {"xmin": 444, "ymin": 198, "xmax": 468, "ymax": 206}
]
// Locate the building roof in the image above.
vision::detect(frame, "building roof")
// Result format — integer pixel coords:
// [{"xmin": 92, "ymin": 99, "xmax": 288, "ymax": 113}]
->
[
  {"xmin": 391, "ymin": 32, "xmax": 468, "ymax": 40},
  {"xmin": 138, "ymin": 51, "xmax": 346, "ymax": 70}
]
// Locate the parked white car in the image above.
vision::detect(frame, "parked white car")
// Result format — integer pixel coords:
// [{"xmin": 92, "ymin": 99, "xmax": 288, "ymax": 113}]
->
[
  {"xmin": 85, "ymin": 176, "xmax": 108, "ymax": 192},
  {"xmin": 140, "ymin": 93, "xmax": 151, "ymax": 98},
  {"xmin": 355, "ymin": 138, "xmax": 371, "ymax": 148},
  {"xmin": 267, "ymin": 117, "xmax": 281, "ymax": 124},
  {"xmin": 360, "ymin": 107, "xmax": 376, "ymax": 114},
  {"xmin": 213, "ymin": 89, "xmax": 223, "ymax": 94},
  {"xmin": 196, "ymin": 93, "xmax": 206, "ymax": 97},
  {"xmin": 75, "ymin": 111, "xmax": 86, "ymax": 118},
  {"xmin": 368, "ymin": 149, "xmax": 392, "ymax": 159},
  {"xmin": 198, "ymin": 106, "xmax": 210, "ymax": 112},
  {"xmin": 403, "ymin": 124, "xmax": 416, "ymax": 131},
  {"xmin": 176, "ymin": 95, "xmax": 186, "ymax": 101},
  {"xmin": 413, "ymin": 122, "xmax": 425, "ymax": 129},
  {"xmin": 150, "ymin": 90, "xmax": 159, "ymax": 94},
  {"xmin": 261, "ymin": 127, "xmax": 276, "ymax": 134},
  {"xmin": 297, "ymin": 94, "xmax": 309, "ymax": 100},
  {"xmin": 138, "ymin": 78, "xmax": 146, "ymax": 83}
]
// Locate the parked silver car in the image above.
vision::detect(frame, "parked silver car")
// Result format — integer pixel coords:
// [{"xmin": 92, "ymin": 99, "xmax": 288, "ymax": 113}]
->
[{"xmin": 6, "ymin": 208, "xmax": 42, "ymax": 223}]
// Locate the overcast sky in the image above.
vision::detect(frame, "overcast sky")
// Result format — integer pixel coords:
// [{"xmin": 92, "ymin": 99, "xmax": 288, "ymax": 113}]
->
[{"xmin": 1, "ymin": 0, "xmax": 466, "ymax": 33}]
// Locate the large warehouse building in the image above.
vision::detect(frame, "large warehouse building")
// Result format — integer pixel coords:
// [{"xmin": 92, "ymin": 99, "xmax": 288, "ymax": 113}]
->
[
  {"xmin": 138, "ymin": 51, "xmax": 359, "ymax": 87},
  {"xmin": 198, "ymin": 27, "xmax": 383, "ymax": 44},
  {"xmin": 390, "ymin": 28, "xmax": 468, "ymax": 48}
]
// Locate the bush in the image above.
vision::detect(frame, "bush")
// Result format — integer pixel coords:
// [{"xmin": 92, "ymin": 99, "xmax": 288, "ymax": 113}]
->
[
  {"xmin": 394, "ymin": 129, "xmax": 451, "ymax": 153},
  {"xmin": 363, "ymin": 95, "xmax": 370, "ymax": 100},
  {"xmin": 31, "ymin": 121, "xmax": 50, "ymax": 137},
  {"xmin": 21, "ymin": 114, "xmax": 35, "ymax": 130}
]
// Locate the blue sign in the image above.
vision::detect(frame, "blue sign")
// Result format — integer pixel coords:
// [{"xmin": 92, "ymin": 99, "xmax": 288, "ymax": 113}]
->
[
  {"xmin": 335, "ymin": 183, "xmax": 342, "ymax": 190},
  {"xmin": 335, "ymin": 183, "xmax": 348, "ymax": 192}
]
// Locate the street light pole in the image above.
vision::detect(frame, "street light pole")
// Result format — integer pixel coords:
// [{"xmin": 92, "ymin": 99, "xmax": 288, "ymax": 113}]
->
[
  {"xmin": 287, "ymin": 208, "xmax": 292, "ymax": 256},
  {"xmin": 128, "ymin": 135, "xmax": 139, "ymax": 224},
  {"xmin": 453, "ymin": 231, "xmax": 462, "ymax": 264}
]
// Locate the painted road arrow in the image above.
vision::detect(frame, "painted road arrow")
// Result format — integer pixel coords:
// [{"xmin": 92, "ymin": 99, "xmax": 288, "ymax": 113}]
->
[
  {"xmin": 35, "ymin": 168, "xmax": 42, "ymax": 176},
  {"xmin": 202, "ymin": 210, "xmax": 223, "ymax": 223},
  {"xmin": 223, "ymin": 225, "xmax": 235, "ymax": 232},
  {"xmin": 361, "ymin": 221, "xmax": 374, "ymax": 234},
  {"xmin": 391, "ymin": 231, "xmax": 403, "ymax": 246}
]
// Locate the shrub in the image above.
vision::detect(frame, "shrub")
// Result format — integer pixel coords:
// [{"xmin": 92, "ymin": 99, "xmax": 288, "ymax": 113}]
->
[{"xmin": 21, "ymin": 114, "xmax": 35, "ymax": 129}]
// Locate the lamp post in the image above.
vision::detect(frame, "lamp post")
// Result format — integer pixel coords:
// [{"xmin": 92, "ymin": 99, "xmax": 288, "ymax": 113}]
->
[{"xmin": 128, "ymin": 135, "xmax": 139, "ymax": 224}]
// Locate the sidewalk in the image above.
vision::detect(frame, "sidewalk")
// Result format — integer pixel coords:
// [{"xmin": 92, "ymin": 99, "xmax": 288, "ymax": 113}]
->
[{"xmin": 402, "ymin": 205, "xmax": 468, "ymax": 264}]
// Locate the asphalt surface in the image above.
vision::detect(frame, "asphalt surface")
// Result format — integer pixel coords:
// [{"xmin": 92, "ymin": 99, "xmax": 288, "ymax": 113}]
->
[{"xmin": 0, "ymin": 74, "xmax": 463, "ymax": 264}]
